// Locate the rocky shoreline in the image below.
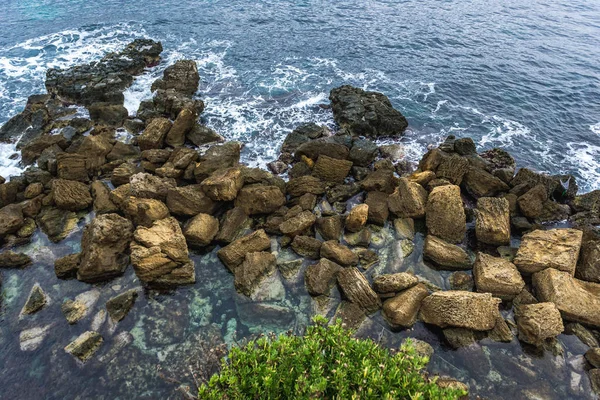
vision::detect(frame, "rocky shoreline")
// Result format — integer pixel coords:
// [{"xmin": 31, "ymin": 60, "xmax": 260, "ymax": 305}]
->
[{"xmin": 1, "ymin": 39, "xmax": 600, "ymax": 398}]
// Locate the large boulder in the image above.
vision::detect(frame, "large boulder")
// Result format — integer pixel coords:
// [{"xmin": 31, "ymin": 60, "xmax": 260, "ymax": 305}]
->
[
  {"xmin": 234, "ymin": 185, "xmax": 286, "ymax": 215},
  {"xmin": 130, "ymin": 217, "xmax": 195, "ymax": 286},
  {"xmin": 329, "ymin": 85, "xmax": 408, "ymax": 138},
  {"xmin": 0, "ymin": 204, "xmax": 24, "ymax": 237},
  {"xmin": 166, "ymin": 185, "xmax": 217, "ymax": 216},
  {"xmin": 215, "ymin": 207, "xmax": 252, "ymax": 243},
  {"xmin": 51, "ymin": 179, "xmax": 92, "ymax": 211},
  {"xmin": 365, "ymin": 191, "xmax": 389, "ymax": 225},
  {"xmin": 387, "ymin": 178, "xmax": 428, "ymax": 218},
  {"xmin": 533, "ymin": 268, "xmax": 600, "ymax": 328},
  {"xmin": 281, "ymin": 123, "xmax": 328, "ymax": 154},
  {"xmin": 426, "ymin": 185, "xmax": 466, "ymax": 243},
  {"xmin": 473, "ymin": 253, "xmax": 525, "ymax": 300},
  {"xmin": 217, "ymin": 229, "xmax": 271, "ymax": 271},
  {"xmin": 474, "ymin": 197, "xmax": 510, "ymax": 246},
  {"xmin": 194, "ymin": 142, "xmax": 241, "ymax": 182},
  {"xmin": 462, "ymin": 166, "xmax": 509, "ymax": 198},
  {"xmin": 435, "ymin": 155, "xmax": 469, "ymax": 185},
  {"xmin": 373, "ymin": 272, "xmax": 418, "ymax": 294},
  {"xmin": 423, "ymin": 235, "xmax": 472, "ymax": 270},
  {"xmin": 419, "ymin": 291, "xmax": 501, "ymax": 331},
  {"xmin": 183, "ymin": 213, "xmax": 219, "ymax": 247},
  {"xmin": 514, "ymin": 228, "xmax": 583, "ymax": 275},
  {"xmin": 286, "ymin": 175, "xmax": 326, "ymax": 197},
  {"xmin": 233, "ymin": 252, "xmax": 277, "ymax": 297},
  {"xmin": 279, "ymin": 211, "xmax": 316, "ymax": 237},
  {"xmin": 382, "ymin": 284, "xmax": 429, "ymax": 329},
  {"xmin": 77, "ymin": 213, "xmax": 134, "ymax": 282},
  {"xmin": 151, "ymin": 60, "xmax": 199, "ymax": 96},
  {"xmin": 337, "ymin": 267, "xmax": 381, "ymax": 314},
  {"xmin": 515, "ymin": 302, "xmax": 564, "ymax": 346}
]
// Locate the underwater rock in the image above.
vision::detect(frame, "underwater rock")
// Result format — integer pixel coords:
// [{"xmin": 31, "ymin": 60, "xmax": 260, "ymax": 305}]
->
[
  {"xmin": 329, "ymin": 85, "xmax": 408, "ymax": 138},
  {"xmin": 419, "ymin": 291, "xmax": 500, "ymax": 331},
  {"xmin": 337, "ymin": 267, "xmax": 381, "ymax": 314},
  {"xmin": 106, "ymin": 289, "xmax": 139, "ymax": 322},
  {"xmin": 19, "ymin": 324, "xmax": 54, "ymax": 351},
  {"xmin": 36, "ymin": 207, "xmax": 79, "ymax": 243},
  {"xmin": 474, "ymin": 197, "xmax": 510, "ymax": 246},
  {"xmin": 305, "ymin": 258, "xmax": 342, "ymax": 296},
  {"xmin": 233, "ymin": 251, "xmax": 277, "ymax": 297},
  {"xmin": 382, "ymin": 283, "xmax": 428, "ymax": 329},
  {"xmin": 183, "ymin": 213, "xmax": 219, "ymax": 247},
  {"xmin": 473, "ymin": 252, "xmax": 524, "ymax": 300},
  {"xmin": 62, "ymin": 299, "xmax": 88, "ymax": 325},
  {"xmin": 0, "ymin": 251, "xmax": 31, "ymax": 268},
  {"xmin": 332, "ymin": 301, "xmax": 366, "ymax": 330},
  {"xmin": 54, "ymin": 253, "xmax": 80, "ymax": 279},
  {"xmin": 423, "ymin": 235, "xmax": 472, "ymax": 270},
  {"xmin": 585, "ymin": 348, "xmax": 600, "ymax": 369},
  {"xmin": 77, "ymin": 213, "xmax": 134, "ymax": 282},
  {"xmin": 426, "ymin": 184, "xmax": 466, "ymax": 244},
  {"xmin": 64, "ymin": 331, "xmax": 103, "ymax": 362},
  {"xmin": 533, "ymin": 268, "xmax": 600, "ymax": 328},
  {"xmin": 514, "ymin": 228, "xmax": 583, "ymax": 275},
  {"xmin": 516, "ymin": 302, "xmax": 564, "ymax": 346},
  {"xmin": 217, "ymin": 229, "xmax": 271, "ymax": 271},
  {"xmin": 21, "ymin": 283, "xmax": 48, "ymax": 315},
  {"xmin": 443, "ymin": 327, "xmax": 476, "ymax": 349}
]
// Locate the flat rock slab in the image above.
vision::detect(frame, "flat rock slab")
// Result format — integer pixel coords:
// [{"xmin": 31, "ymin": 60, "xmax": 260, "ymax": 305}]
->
[
  {"xmin": 419, "ymin": 291, "xmax": 500, "ymax": 331},
  {"xmin": 514, "ymin": 228, "xmax": 583, "ymax": 275},
  {"xmin": 473, "ymin": 252, "xmax": 524, "ymax": 300},
  {"xmin": 533, "ymin": 268, "xmax": 600, "ymax": 328}
]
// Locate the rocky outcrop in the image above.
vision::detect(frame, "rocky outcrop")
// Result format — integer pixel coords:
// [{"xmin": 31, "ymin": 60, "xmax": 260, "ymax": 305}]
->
[
  {"xmin": 419, "ymin": 291, "xmax": 500, "ymax": 331},
  {"xmin": 130, "ymin": 217, "xmax": 195, "ymax": 286},
  {"xmin": 473, "ymin": 253, "xmax": 524, "ymax": 300},
  {"xmin": 423, "ymin": 235, "xmax": 472, "ymax": 270},
  {"xmin": 382, "ymin": 284, "xmax": 429, "ymax": 328},
  {"xmin": 77, "ymin": 213, "xmax": 134, "ymax": 282},
  {"xmin": 533, "ymin": 268, "xmax": 600, "ymax": 328},
  {"xmin": 151, "ymin": 60, "xmax": 199, "ymax": 96},
  {"xmin": 515, "ymin": 302, "xmax": 564, "ymax": 346},
  {"xmin": 514, "ymin": 229, "xmax": 583, "ymax": 275},
  {"xmin": 474, "ymin": 197, "xmax": 510, "ymax": 245},
  {"xmin": 426, "ymin": 185, "xmax": 466, "ymax": 243},
  {"xmin": 329, "ymin": 85, "xmax": 408, "ymax": 138},
  {"xmin": 46, "ymin": 39, "xmax": 162, "ymax": 105}
]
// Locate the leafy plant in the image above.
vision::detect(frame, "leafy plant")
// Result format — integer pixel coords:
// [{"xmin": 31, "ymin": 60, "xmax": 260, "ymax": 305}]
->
[{"xmin": 198, "ymin": 316, "xmax": 466, "ymax": 400}]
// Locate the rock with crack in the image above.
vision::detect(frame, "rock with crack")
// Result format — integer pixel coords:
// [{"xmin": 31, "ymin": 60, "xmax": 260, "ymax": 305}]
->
[
  {"xmin": 515, "ymin": 302, "xmax": 564, "ymax": 346},
  {"xmin": 51, "ymin": 179, "xmax": 92, "ymax": 211},
  {"xmin": 514, "ymin": 228, "xmax": 583, "ymax": 275},
  {"xmin": 473, "ymin": 253, "xmax": 525, "ymax": 300},
  {"xmin": 130, "ymin": 217, "xmax": 195, "ymax": 286},
  {"xmin": 217, "ymin": 229, "xmax": 271, "ymax": 271},
  {"xmin": 77, "ymin": 213, "xmax": 134, "ymax": 283},
  {"xmin": 533, "ymin": 268, "xmax": 600, "ymax": 328},
  {"xmin": 64, "ymin": 331, "xmax": 103, "ymax": 362},
  {"xmin": 201, "ymin": 167, "xmax": 244, "ymax": 201},
  {"xmin": 106, "ymin": 289, "xmax": 138, "ymax": 322},
  {"xmin": 233, "ymin": 252, "xmax": 277, "ymax": 297},
  {"xmin": 305, "ymin": 258, "xmax": 342, "ymax": 296},
  {"xmin": 382, "ymin": 283, "xmax": 429, "ymax": 329},
  {"xmin": 426, "ymin": 184, "xmax": 466, "ymax": 243},
  {"xmin": 388, "ymin": 178, "xmax": 428, "ymax": 218},
  {"xmin": 21, "ymin": 283, "xmax": 48, "ymax": 315},
  {"xmin": 183, "ymin": 213, "xmax": 219, "ymax": 247},
  {"xmin": 337, "ymin": 267, "xmax": 381, "ymax": 314},
  {"xmin": 423, "ymin": 235, "xmax": 472, "ymax": 270},
  {"xmin": 419, "ymin": 291, "xmax": 501, "ymax": 331}
]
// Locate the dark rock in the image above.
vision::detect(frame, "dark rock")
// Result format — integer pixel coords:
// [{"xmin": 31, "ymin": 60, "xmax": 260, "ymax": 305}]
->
[
  {"xmin": 56, "ymin": 153, "xmax": 88, "ymax": 182},
  {"xmin": 129, "ymin": 172, "xmax": 176, "ymax": 202},
  {"xmin": 106, "ymin": 289, "xmax": 138, "ymax": 322},
  {"xmin": 122, "ymin": 197, "xmax": 170, "ymax": 227},
  {"xmin": 64, "ymin": 331, "xmax": 103, "ymax": 362},
  {"xmin": 294, "ymin": 138, "xmax": 349, "ymax": 161},
  {"xmin": 316, "ymin": 215, "xmax": 343, "ymax": 241},
  {"xmin": 291, "ymin": 235, "xmax": 322, "ymax": 259},
  {"xmin": 111, "ymin": 163, "xmax": 142, "ymax": 187},
  {"xmin": 187, "ymin": 124, "xmax": 224, "ymax": 146},
  {"xmin": 517, "ymin": 184, "xmax": 547, "ymax": 218},
  {"xmin": 305, "ymin": 258, "xmax": 341, "ymax": 296},
  {"xmin": 329, "ymin": 85, "xmax": 408, "ymax": 138},
  {"xmin": 216, "ymin": 207, "xmax": 252, "ymax": 243},
  {"xmin": 279, "ymin": 211, "xmax": 316, "ymax": 237},
  {"xmin": 326, "ymin": 183, "xmax": 360, "ymax": 204},
  {"xmin": 388, "ymin": 178, "xmax": 428, "ymax": 218},
  {"xmin": 463, "ymin": 166, "xmax": 510, "ymax": 198},
  {"xmin": 235, "ymin": 185, "xmax": 286, "ymax": 215},
  {"xmin": 21, "ymin": 283, "xmax": 47, "ymax": 315},
  {"xmin": 194, "ymin": 142, "xmax": 242, "ymax": 182},
  {"xmin": 233, "ymin": 252, "xmax": 276, "ymax": 297},
  {"xmin": 365, "ymin": 191, "xmax": 389, "ymax": 225},
  {"xmin": 337, "ymin": 267, "xmax": 381, "ymax": 313},
  {"xmin": 51, "ymin": 179, "xmax": 92, "ymax": 211},
  {"xmin": 360, "ymin": 169, "xmax": 396, "ymax": 194},
  {"xmin": 577, "ymin": 228, "xmax": 600, "ymax": 283},
  {"xmin": 454, "ymin": 138, "xmax": 477, "ymax": 155},
  {"xmin": 137, "ymin": 117, "xmax": 172, "ymax": 150},
  {"xmin": 0, "ymin": 204, "xmax": 24, "ymax": 237},
  {"xmin": 36, "ymin": 207, "xmax": 78, "ymax": 242},
  {"xmin": 348, "ymin": 138, "xmax": 378, "ymax": 167},
  {"xmin": 54, "ymin": 254, "xmax": 80, "ymax": 279},
  {"xmin": 0, "ymin": 251, "xmax": 31, "ymax": 268},
  {"xmin": 166, "ymin": 185, "xmax": 217, "ymax": 217},
  {"xmin": 286, "ymin": 175, "xmax": 325, "ymax": 197},
  {"xmin": 88, "ymin": 102, "xmax": 128, "ymax": 126},
  {"xmin": 20, "ymin": 135, "xmax": 67, "ymax": 165},
  {"xmin": 281, "ymin": 123, "xmax": 328, "ymax": 154}
]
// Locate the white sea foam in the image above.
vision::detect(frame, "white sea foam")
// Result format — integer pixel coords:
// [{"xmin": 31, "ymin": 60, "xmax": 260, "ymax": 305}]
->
[
  {"xmin": 0, "ymin": 142, "xmax": 23, "ymax": 180},
  {"xmin": 590, "ymin": 122, "xmax": 600, "ymax": 135},
  {"xmin": 566, "ymin": 142, "xmax": 600, "ymax": 191}
]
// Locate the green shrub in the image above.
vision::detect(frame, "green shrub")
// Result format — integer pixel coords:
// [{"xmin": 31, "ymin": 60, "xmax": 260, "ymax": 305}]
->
[{"xmin": 198, "ymin": 316, "xmax": 466, "ymax": 400}]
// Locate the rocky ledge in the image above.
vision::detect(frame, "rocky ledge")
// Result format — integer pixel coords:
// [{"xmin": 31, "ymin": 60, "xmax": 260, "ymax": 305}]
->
[{"xmin": 1, "ymin": 40, "xmax": 600, "ymax": 395}]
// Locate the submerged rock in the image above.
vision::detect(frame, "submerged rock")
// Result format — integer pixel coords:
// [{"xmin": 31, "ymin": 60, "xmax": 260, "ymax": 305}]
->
[
  {"xmin": 305, "ymin": 258, "xmax": 342, "ymax": 296},
  {"xmin": 19, "ymin": 324, "xmax": 54, "ymax": 351},
  {"xmin": 21, "ymin": 283, "xmax": 47, "ymax": 315},
  {"xmin": 423, "ymin": 235, "xmax": 472, "ymax": 270},
  {"xmin": 233, "ymin": 252, "xmax": 277, "ymax": 297},
  {"xmin": 329, "ymin": 85, "xmax": 408, "ymax": 138},
  {"xmin": 77, "ymin": 213, "xmax": 134, "ymax": 282},
  {"xmin": 64, "ymin": 331, "xmax": 103, "ymax": 362},
  {"xmin": 217, "ymin": 229, "xmax": 271, "ymax": 271},
  {"xmin": 106, "ymin": 289, "xmax": 138, "ymax": 322},
  {"xmin": 0, "ymin": 251, "xmax": 32, "ymax": 268},
  {"xmin": 54, "ymin": 253, "xmax": 80, "ymax": 279}
]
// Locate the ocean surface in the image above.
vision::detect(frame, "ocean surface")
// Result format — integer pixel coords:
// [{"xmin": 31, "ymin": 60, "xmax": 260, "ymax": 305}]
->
[{"xmin": 0, "ymin": 1, "xmax": 600, "ymax": 399}]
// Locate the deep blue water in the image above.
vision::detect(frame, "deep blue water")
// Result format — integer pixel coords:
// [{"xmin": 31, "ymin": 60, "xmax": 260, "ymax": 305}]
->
[{"xmin": 1, "ymin": 1, "xmax": 600, "ymax": 399}]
